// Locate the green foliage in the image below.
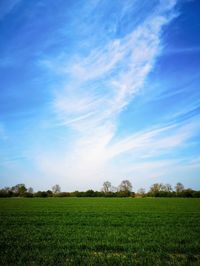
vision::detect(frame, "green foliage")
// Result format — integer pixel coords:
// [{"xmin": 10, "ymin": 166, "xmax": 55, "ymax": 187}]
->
[
  {"xmin": 23, "ymin": 192, "xmax": 33, "ymax": 198},
  {"xmin": 34, "ymin": 191, "xmax": 48, "ymax": 197},
  {"xmin": 11, "ymin": 184, "xmax": 27, "ymax": 195},
  {"xmin": 0, "ymin": 198, "xmax": 200, "ymax": 265},
  {"xmin": 0, "ymin": 182, "xmax": 199, "ymax": 198}
]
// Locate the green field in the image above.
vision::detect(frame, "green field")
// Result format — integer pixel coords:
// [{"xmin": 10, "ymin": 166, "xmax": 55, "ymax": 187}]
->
[{"xmin": 0, "ymin": 198, "xmax": 200, "ymax": 265}]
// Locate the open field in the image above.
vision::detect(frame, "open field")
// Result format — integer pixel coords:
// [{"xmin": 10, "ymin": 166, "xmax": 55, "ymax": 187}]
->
[{"xmin": 0, "ymin": 198, "xmax": 200, "ymax": 265}]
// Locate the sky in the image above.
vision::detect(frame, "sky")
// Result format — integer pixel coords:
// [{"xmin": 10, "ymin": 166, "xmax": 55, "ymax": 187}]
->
[{"xmin": 0, "ymin": 0, "xmax": 200, "ymax": 192}]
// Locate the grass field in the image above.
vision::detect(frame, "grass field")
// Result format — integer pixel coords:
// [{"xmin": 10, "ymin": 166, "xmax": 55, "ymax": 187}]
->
[{"xmin": 0, "ymin": 198, "xmax": 200, "ymax": 265}]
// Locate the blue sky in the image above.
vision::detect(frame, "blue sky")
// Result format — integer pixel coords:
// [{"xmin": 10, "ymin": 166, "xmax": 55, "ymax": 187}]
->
[{"xmin": 0, "ymin": 0, "xmax": 200, "ymax": 192}]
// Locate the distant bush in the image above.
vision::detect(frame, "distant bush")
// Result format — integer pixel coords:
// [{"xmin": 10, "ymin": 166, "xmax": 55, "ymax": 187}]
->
[
  {"xmin": 34, "ymin": 191, "xmax": 48, "ymax": 197},
  {"xmin": 0, "ymin": 182, "xmax": 200, "ymax": 198},
  {"xmin": 55, "ymin": 192, "xmax": 71, "ymax": 197},
  {"xmin": 23, "ymin": 192, "xmax": 33, "ymax": 198},
  {"xmin": 192, "ymin": 191, "xmax": 200, "ymax": 198},
  {"xmin": 46, "ymin": 190, "xmax": 53, "ymax": 197}
]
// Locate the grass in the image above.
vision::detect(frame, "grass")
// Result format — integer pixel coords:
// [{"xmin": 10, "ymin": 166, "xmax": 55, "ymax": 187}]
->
[{"xmin": 0, "ymin": 197, "xmax": 200, "ymax": 265}]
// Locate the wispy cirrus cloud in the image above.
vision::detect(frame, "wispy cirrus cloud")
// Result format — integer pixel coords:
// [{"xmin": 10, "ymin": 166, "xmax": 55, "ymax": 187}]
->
[
  {"xmin": 107, "ymin": 119, "xmax": 200, "ymax": 159},
  {"xmin": 1, "ymin": 0, "xmax": 200, "ymax": 191},
  {"xmin": 34, "ymin": 0, "xmax": 200, "ymax": 190},
  {"xmin": 52, "ymin": 1, "xmax": 177, "ymax": 131},
  {"xmin": 35, "ymin": 114, "xmax": 200, "ymax": 190}
]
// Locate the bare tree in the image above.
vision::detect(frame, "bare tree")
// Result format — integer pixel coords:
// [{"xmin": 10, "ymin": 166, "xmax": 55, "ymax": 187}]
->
[
  {"xmin": 27, "ymin": 187, "xmax": 34, "ymax": 193},
  {"xmin": 3, "ymin": 187, "xmax": 10, "ymax": 193},
  {"xmin": 175, "ymin": 182, "xmax": 184, "ymax": 193},
  {"xmin": 149, "ymin": 183, "xmax": 163, "ymax": 194},
  {"xmin": 52, "ymin": 184, "xmax": 61, "ymax": 194},
  {"xmin": 137, "ymin": 188, "xmax": 146, "ymax": 197},
  {"xmin": 162, "ymin": 184, "xmax": 172, "ymax": 192},
  {"xmin": 119, "ymin": 180, "xmax": 132, "ymax": 194},
  {"xmin": 111, "ymin": 186, "xmax": 118, "ymax": 193},
  {"xmin": 102, "ymin": 181, "xmax": 112, "ymax": 193}
]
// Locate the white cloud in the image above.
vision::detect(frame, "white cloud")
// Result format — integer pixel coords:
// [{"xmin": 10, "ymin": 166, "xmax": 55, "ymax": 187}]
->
[
  {"xmin": 53, "ymin": 2, "xmax": 176, "ymax": 131},
  {"xmin": 109, "ymin": 118, "xmax": 200, "ymax": 159},
  {"xmin": 33, "ymin": 0, "xmax": 200, "ymax": 190}
]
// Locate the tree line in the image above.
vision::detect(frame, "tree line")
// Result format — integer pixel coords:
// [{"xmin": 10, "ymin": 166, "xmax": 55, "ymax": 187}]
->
[{"xmin": 0, "ymin": 180, "xmax": 199, "ymax": 198}]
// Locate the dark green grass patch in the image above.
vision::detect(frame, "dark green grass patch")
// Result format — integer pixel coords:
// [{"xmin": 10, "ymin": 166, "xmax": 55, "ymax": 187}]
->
[{"xmin": 0, "ymin": 198, "xmax": 200, "ymax": 265}]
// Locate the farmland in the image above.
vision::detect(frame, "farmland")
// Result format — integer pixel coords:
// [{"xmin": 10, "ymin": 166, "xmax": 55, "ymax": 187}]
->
[{"xmin": 0, "ymin": 198, "xmax": 200, "ymax": 265}]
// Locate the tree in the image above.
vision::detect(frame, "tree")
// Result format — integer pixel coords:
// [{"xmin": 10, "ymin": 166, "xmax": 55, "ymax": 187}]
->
[
  {"xmin": 27, "ymin": 187, "xmax": 34, "ymax": 193},
  {"xmin": 3, "ymin": 187, "xmax": 10, "ymax": 193},
  {"xmin": 118, "ymin": 180, "xmax": 132, "ymax": 196},
  {"xmin": 149, "ymin": 183, "xmax": 163, "ymax": 194},
  {"xmin": 34, "ymin": 191, "xmax": 48, "ymax": 197},
  {"xmin": 52, "ymin": 184, "xmax": 61, "ymax": 194},
  {"xmin": 137, "ymin": 188, "xmax": 146, "ymax": 197},
  {"xmin": 175, "ymin": 182, "xmax": 184, "ymax": 193},
  {"xmin": 11, "ymin": 184, "xmax": 27, "ymax": 195},
  {"xmin": 85, "ymin": 190, "xmax": 95, "ymax": 197},
  {"xmin": 161, "ymin": 184, "xmax": 172, "ymax": 192},
  {"xmin": 47, "ymin": 190, "xmax": 53, "ymax": 197},
  {"xmin": 111, "ymin": 186, "xmax": 118, "ymax": 193},
  {"xmin": 102, "ymin": 181, "xmax": 112, "ymax": 194}
]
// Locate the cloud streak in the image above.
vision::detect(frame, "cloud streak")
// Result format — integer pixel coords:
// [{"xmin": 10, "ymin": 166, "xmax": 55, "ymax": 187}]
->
[
  {"xmin": 53, "ymin": 1, "xmax": 177, "ymax": 131},
  {"xmin": 1, "ymin": 0, "xmax": 199, "ymax": 191},
  {"xmin": 33, "ymin": 0, "xmax": 200, "ymax": 189}
]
